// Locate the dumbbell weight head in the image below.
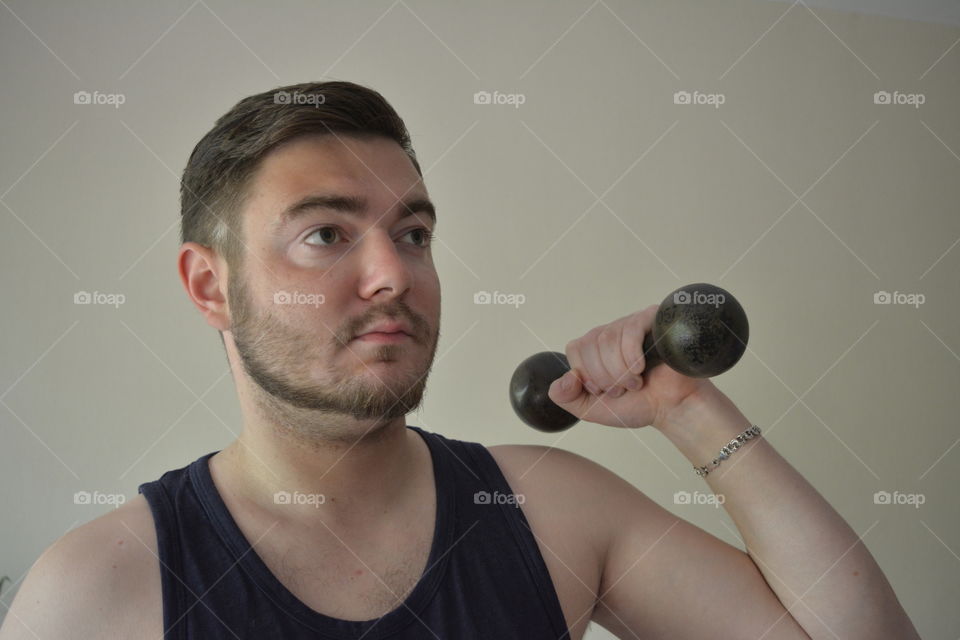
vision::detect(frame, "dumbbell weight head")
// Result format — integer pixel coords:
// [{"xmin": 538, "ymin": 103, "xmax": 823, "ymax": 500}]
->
[
  {"xmin": 651, "ymin": 282, "xmax": 748, "ymax": 378},
  {"xmin": 509, "ymin": 352, "xmax": 579, "ymax": 432}
]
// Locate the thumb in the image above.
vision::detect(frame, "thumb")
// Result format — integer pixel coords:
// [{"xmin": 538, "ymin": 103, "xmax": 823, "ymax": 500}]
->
[{"xmin": 547, "ymin": 369, "xmax": 584, "ymax": 406}]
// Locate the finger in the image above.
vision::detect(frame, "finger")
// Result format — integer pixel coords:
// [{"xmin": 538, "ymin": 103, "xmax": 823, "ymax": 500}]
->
[
  {"xmin": 623, "ymin": 329, "xmax": 647, "ymax": 378},
  {"xmin": 579, "ymin": 328, "xmax": 617, "ymax": 394},
  {"xmin": 622, "ymin": 309, "xmax": 656, "ymax": 380},
  {"xmin": 566, "ymin": 338, "xmax": 600, "ymax": 396},
  {"xmin": 596, "ymin": 323, "xmax": 634, "ymax": 395},
  {"xmin": 547, "ymin": 368, "xmax": 583, "ymax": 405}
]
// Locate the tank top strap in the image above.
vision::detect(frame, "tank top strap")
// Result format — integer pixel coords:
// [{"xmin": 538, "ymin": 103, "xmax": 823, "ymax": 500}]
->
[{"xmin": 138, "ymin": 458, "xmax": 204, "ymax": 640}]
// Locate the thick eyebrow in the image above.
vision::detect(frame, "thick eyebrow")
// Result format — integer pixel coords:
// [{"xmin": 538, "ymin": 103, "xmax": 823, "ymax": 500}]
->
[{"xmin": 272, "ymin": 193, "xmax": 436, "ymax": 233}]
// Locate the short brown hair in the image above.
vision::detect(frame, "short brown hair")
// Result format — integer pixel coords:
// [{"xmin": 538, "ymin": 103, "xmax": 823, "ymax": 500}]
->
[{"xmin": 180, "ymin": 80, "xmax": 422, "ymax": 269}]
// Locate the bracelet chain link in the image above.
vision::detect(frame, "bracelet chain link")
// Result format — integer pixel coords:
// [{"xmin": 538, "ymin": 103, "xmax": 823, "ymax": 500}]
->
[{"xmin": 693, "ymin": 425, "xmax": 762, "ymax": 477}]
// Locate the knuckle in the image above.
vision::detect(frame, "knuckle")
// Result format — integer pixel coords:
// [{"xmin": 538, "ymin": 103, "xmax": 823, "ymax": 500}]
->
[
  {"xmin": 628, "ymin": 358, "xmax": 646, "ymax": 375},
  {"xmin": 598, "ymin": 327, "xmax": 618, "ymax": 343},
  {"xmin": 585, "ymin": 327, "xmax": 603, "ymax": 341},
  {"xmin": 623, "ymin": 343, "xmax": 645, "ymax": 374}
]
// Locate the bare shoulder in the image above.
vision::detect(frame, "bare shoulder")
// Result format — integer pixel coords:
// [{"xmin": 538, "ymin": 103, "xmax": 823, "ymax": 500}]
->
[
  {"xmin": 486, "ymin": 443, "xmax": 666, "ymax": 639},
  {"xmin": 486, "ymin": 443, "xmax": 695, "ymax": 573},
  {"xmin": 486, "ymin": 443, "xmax": 625, "ymax": 500},
  {"xmin": 486, "ymin": 443, "xmax": 664, "ymax": 550},
  {"xmin": 0, "ymin": 495, "xmax": 161, "ymax": 640}
]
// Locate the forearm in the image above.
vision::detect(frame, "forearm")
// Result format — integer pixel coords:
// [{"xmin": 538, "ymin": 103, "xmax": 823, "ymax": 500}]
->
[{"xmin": 655, "ymin": 386, "xmax": 919, "ymax": 640}]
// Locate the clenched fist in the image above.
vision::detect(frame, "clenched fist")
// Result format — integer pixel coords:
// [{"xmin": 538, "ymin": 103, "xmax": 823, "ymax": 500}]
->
[{"xmin": 546, "ymin": 304, "xmax": 716, "ymax": 430}]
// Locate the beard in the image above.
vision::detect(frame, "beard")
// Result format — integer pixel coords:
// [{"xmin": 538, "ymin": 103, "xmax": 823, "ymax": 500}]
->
[{"xmin": 227, "ymin": 265, "xmax": 439, "ymax": 428}]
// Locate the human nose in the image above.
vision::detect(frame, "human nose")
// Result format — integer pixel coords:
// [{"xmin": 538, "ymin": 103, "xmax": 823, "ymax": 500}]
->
[{"xmin": 355, "ymin": 230, "xmax": 413, "ymax": 301}]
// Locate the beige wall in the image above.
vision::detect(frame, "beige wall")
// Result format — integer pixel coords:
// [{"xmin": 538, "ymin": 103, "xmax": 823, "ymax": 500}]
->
[{"xmin": 1, "ymin": 1, "xmax": 957, "ymax": 637}]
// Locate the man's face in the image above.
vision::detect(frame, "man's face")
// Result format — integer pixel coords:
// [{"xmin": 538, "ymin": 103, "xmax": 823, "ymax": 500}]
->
[{"xmin": 226, "ymin": 134, "xmax": 441, "ymax": 424}]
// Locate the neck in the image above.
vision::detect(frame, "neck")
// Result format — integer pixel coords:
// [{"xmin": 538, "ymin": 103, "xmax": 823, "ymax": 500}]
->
[{"xmin": 217, "ymin": 413, "xmax": 420, "ymax": 527}]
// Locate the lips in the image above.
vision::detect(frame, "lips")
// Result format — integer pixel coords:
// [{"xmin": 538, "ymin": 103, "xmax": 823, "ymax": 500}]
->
[
  {"xmin": 354, "ymin": 331, "xmax": 411, "ymax": 344},
  {"xmin": 355, "ymin": 321, "xmax": 413, "ymax": 339}
]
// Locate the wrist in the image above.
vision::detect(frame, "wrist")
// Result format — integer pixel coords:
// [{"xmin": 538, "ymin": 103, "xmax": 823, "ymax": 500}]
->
[{"xmin": 654, "ymin": 385, "xmax": 755, "ymax": 465}]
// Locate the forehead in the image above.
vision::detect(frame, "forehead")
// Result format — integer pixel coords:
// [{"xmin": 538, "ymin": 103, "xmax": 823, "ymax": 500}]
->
[{"xmin": 245, "ymin": 134, "xmax": 426, "ymax": 221}]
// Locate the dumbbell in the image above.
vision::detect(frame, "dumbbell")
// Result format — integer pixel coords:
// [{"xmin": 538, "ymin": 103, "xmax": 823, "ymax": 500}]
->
[{"xmin": 509, "ymin": 283, "xmax": 749, "ymax": 432}]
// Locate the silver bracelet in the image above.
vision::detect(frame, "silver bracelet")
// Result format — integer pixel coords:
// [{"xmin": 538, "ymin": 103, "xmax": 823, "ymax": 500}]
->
[{"xmin": 694, "ymin": 425, "xmax": 762, "ymax": 477}]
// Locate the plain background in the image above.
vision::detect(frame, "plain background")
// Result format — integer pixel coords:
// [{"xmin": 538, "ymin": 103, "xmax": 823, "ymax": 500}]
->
[{"xmin": 1, "ymin": 1, "xmax": 958, "ymax": 637}]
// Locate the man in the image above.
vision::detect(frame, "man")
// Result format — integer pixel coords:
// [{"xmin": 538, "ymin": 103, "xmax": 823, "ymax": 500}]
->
[{"xmin": 1, "ymin": 81, "xmax": 919, "ymax": 639}]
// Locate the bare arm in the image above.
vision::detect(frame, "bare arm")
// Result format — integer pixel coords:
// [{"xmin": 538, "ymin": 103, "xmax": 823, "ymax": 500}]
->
[
  {"xmin": 0, "ymin": 500, "xmax": 160, "ymax": 640},
  {"xmin": 546, "ymin": 305, "xmax": 920, "ymax": 639},
  {"xmin": 649, "ymin": 385, "xmax": 920, "ymax": 639}
]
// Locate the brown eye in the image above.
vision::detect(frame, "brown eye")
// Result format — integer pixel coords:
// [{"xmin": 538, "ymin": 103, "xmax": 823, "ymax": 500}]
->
[
  {"xmin": 305, "ymin": 226, "xmax": 341, "ymax": 246},
  {"xmin": 402, "ymin": 228, "xmax": 435, "ymax": 247}
]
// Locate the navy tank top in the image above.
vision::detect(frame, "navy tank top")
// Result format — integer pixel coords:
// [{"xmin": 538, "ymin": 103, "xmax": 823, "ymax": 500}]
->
[{"xmin": 137, "ymin": 425, "xmax": 571, "ymax": 639}]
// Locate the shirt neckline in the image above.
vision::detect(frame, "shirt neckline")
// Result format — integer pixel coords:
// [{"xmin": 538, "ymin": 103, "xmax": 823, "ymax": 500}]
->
[{"xmin": 189, "ymin": 425, "xmax": 455, "ymax": 639}]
